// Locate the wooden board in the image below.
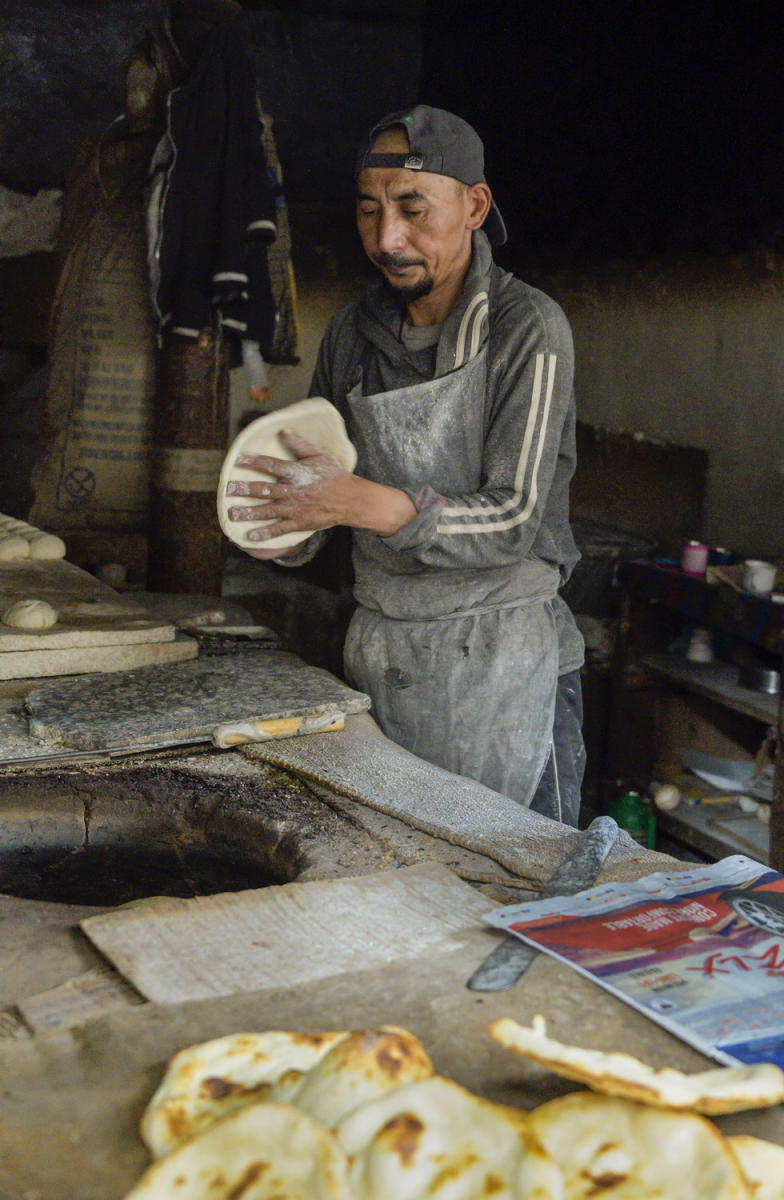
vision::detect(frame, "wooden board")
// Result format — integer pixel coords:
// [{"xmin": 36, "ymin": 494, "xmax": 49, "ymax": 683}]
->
[
  {"xmin": 0, "ymin": 559, "xmax": 191, "ymax": 678},
  {"xmin": 0, "ymin": 560, "xmax": 174, "ymax": 649},
  {"xmin": 0, "ymin": 637, "xmax": 197, "ymax": 681},
  {"xmin": 79, "ymin": 864, "xmax": 493, "ymax": 1004},
  {"xmin": 26, "ymin": 651, "xmax": 369, "ymax": 750}
]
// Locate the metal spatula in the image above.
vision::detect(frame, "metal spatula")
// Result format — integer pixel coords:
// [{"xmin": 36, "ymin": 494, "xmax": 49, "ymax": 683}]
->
[{"xmin": 467, "ymin": 815, "xmax": 619, "ymax": 991}]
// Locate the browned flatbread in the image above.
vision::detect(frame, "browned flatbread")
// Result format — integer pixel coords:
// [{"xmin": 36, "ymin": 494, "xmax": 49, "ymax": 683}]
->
[{"xmin": 140, "ymin": 1029, "xmax": 349, "ymax": 1159}]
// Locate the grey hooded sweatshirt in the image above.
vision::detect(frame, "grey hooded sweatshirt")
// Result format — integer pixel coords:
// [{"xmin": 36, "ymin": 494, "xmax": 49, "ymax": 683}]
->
[{"xmin": 295, "ymin": 230, "xmax": 583, "ymax": 675}]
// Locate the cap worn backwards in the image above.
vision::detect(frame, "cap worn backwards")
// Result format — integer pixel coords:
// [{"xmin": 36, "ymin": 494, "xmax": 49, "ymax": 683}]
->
[{"xmin": 356, "ymin": 104, "xmax": 507, "ymax": 247}]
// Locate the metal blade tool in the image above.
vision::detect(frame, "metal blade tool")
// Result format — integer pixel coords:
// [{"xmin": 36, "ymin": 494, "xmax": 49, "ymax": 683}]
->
[{"xmin": 467, "ymin": 814, "xmax": 620, "ymax": 991}]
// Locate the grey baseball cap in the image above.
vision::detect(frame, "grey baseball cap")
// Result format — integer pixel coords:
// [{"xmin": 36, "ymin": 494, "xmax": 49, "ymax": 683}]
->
[{"xmin": 356, "ymin": 104, "xmax": 507, "ymax": 247}]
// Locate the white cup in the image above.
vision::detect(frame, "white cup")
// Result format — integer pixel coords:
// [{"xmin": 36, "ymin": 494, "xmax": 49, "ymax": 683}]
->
[{"xmin": 743, "ymin": 559, "xmax": 777, "ymax": 596}]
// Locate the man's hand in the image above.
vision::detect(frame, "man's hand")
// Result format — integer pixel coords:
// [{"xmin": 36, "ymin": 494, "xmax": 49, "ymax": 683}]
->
[{"xmin": 225, "ymin": 430, "xmax": 416, "ymax": 552}]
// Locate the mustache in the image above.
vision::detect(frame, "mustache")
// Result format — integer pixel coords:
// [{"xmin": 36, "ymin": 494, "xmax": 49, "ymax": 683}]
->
[{"xmin": 373, "ymin": 253, "xmax": 426, "ymax": 270}]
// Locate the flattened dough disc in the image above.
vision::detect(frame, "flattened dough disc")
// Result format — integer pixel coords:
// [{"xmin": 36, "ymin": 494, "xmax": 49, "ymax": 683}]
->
[{"xmin": 217, "ymin": 397, "xmax": 357, "ymax": 551}]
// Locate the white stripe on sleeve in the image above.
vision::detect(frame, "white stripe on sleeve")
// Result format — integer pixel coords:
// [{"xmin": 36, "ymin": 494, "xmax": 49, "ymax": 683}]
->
[{"xmin": 437, "ymin": 352, "xmax": 557, "ymax": 533}]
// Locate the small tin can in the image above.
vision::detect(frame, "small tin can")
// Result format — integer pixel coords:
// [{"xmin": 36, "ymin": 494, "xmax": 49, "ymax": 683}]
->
[
  {"xmin": 681, "ymin": 540, "xmax": 709, "ymax": 576},
  {"xmin": 610, "ymin": 790, "xmax": 656, "ymax": 849}
]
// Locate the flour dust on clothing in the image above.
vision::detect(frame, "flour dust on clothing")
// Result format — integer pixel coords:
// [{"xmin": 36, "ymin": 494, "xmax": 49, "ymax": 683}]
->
[{"xmin": 297, "ymin": 231, "xmax": 584, "ymax": 815}]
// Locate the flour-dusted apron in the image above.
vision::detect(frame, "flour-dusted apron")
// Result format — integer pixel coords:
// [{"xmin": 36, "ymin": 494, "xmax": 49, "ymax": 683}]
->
[{"xmin": 341, "ymin": 343, "xmax": 563, "ymax": 811}]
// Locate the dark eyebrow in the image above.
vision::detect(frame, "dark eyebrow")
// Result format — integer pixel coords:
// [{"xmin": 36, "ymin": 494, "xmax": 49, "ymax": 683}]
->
[{"xmin": 356, "ymin": 189, "xmax": 427, "ymax": 203}]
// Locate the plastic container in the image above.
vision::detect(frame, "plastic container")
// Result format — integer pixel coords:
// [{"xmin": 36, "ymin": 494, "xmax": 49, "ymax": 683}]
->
[
  {"xmin": 681, "ymin": 540, "xmax": 709, "ymax": 576},
  {"xmin": 610, "ymin": 790, "xmax": 656, "ymax": 849}
]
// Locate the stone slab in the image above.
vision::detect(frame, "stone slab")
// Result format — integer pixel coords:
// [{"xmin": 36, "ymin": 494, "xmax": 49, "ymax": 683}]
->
[{"xmin": 26, "ymin": 650, "xmax": 370, "ymax": 750}]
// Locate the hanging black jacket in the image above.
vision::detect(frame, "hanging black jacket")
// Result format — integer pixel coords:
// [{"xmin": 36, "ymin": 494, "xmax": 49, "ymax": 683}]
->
[{"xmin": 148, "ymin": 22, "xmax": 280, "ymax": 355}]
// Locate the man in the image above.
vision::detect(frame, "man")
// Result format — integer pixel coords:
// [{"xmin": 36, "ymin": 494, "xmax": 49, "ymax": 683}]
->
[{"xmin": 227, "ymin": 105, "xmax": 585, "ymax": 824}]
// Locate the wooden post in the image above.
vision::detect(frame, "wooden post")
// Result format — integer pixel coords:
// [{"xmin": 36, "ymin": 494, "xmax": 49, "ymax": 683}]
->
[
  {"xmin": 770, "ymin": 660, "xmax": 784, "ymax": 871},
  {"xmin": 147, "ymin": 324, "xmax": 229, "ymax": 594}
]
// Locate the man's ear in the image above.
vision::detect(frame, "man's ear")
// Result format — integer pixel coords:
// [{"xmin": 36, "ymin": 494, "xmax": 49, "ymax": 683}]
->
[{"xmin": 466, "ymin": 182, "xmax": 493, "ymax": 231}]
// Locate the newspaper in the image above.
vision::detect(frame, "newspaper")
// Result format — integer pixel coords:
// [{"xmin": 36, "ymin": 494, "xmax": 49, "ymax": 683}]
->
[{"xmin": 487, "ymin": 855, "xmax": 784, "ymax": 1068}]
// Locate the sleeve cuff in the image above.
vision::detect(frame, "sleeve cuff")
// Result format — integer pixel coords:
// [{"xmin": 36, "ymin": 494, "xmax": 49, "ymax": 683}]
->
[
  {"xmin": 274, "ymin": 530, "xmax": 329, "ymax": 567},
  {"xmin": 379, "ymin": 486, "xmax": 444, "ymax": 553}
]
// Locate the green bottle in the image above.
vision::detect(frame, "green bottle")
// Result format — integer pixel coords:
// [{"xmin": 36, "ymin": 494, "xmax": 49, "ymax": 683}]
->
[{"xmin": 610, "ymin": 790, "xmax": 656, "ymax": 849}]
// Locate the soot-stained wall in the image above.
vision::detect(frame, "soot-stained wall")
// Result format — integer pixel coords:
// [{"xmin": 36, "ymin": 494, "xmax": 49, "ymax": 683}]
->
[{"xmin": 0, "ymin": 1, "xmax": 422, "ymax": 197}]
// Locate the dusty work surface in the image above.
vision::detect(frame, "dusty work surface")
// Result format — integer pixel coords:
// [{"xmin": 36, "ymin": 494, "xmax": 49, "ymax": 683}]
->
[
  {"xmin": 243, "ymin": 711, "xmax": 653, "ymax": 889},
  {"xmin": 2, "ymin": 886, "xmax": 783, "ymax": 1200},
  {"xmin": 25, "ymin": 650, "xmax": 371, "ymax": 750}
]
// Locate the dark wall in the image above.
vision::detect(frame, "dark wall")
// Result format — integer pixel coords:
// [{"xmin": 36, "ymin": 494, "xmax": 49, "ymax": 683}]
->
[
  {"xmin": 0, "ymin": 0, "xmax": 167, "ymax": 190},
  {"xmin": 0, "ymin": 1, "xmax": 421, "ymax": 202},
  {"xmin": 421, "ymin": 3, "xmax": 784, "ymax": 260},
  {"xmin": 5, "ymin": 2, "xmax": 779, "ymax": 259}
]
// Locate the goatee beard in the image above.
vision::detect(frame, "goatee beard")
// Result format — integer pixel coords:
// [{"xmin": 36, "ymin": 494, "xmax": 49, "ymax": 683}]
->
[
  {"xmin": 374, "ymin": 253, "xmax": 434, "ymax": 304},
  {"xmin": 382, "ymin": 273, "xmax": 434, "ymax": 304}
]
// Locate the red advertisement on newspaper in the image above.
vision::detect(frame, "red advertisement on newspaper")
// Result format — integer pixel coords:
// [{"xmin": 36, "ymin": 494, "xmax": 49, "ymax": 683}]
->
[{"xmin": 486, "ymin": 855, "xmax": 784, "ymax": 1067}]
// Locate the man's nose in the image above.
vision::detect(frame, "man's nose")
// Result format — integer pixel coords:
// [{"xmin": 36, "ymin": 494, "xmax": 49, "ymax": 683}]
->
[{"xmin": 376, "ymin": 209, "xmax": 407, "ymax": 254}]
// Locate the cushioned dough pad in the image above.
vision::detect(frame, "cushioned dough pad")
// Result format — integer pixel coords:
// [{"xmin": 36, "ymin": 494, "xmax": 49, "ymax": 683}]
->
[{"xmin": 217, "ymin": 398, "xmax": 357, "ymax": 551}]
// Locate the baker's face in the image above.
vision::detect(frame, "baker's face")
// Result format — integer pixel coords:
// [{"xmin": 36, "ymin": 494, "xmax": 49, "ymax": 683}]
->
[{"xmin": 356, "ymin": 127, "xmax": 487, "ymax": 305}]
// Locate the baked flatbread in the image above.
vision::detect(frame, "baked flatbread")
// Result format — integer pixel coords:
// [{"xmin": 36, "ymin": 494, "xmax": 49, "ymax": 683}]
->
[
  {"xmin": 217, "ymin": 397, "xmax": 357, "ymax": 551},
  {"xmin": 729, "ymin": 1135, "xmax": 784, "ymax": 1200},
  {"xmin": 140, "ymin": 1029, "xmax": 348, "ymax": 1159},
  {"xmin": 336, "ymin": 1075, "xmax": 562, "ymax": 1199},
  {"xmin": 267, "ymin": 1026, "xmax": 434, "ymax": 1129},
  {"xmin": 489, "ymin": 1015, "xmax": 784, "ymax": 1114},
  {"xmin": 125, "ymin": 1102, "xmax": 352, "ymax": 1199},
  {"xmin": 528, "ymin": 1091, "xmax": 751, "ymax": 1199}
]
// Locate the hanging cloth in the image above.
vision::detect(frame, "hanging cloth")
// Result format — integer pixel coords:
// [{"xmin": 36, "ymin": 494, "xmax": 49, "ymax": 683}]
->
[{"xmin": 147, "ymin": 21, "xmax": 280, "ymax": 360}]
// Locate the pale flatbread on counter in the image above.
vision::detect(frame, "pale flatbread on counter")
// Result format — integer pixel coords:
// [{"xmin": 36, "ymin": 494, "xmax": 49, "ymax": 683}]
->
[
  {"xmin": 729, "ymin": 1134, "xmax": 784, "ymax": 1200},
  {"xmin": 528, "ymin": 1091, "xmax": 750, "ymax": 1200},
  {"xmin": 123, "ymin": 1019, "xmax": 784, "ymax": 1199},
  {"xmin": 141, "ymin": 1029, "xmax": 349, "ymax": 1159},
  {"xmin": 141, "ymin": 1026, "xmax": 434, "ymax": 1160},
  {"xmin": 335, "ymin": 1074, "xmax": 561, "ymax": 1200},
  {"xmin": 264, "ymin": 1027, "xmax": 434, "ymax": 1130}
]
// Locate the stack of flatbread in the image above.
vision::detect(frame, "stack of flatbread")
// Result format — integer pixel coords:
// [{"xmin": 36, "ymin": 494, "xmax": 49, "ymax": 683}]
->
[{"xmin": 123, "ymin": 1019, "xmax": 784, "ymax": 1199}]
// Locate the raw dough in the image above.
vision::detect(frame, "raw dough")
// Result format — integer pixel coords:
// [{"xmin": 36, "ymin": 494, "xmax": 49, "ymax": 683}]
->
[
  {"xmin": 26, "ymin": 532, "xmax": 67, "ymax": 560},
  {"xmin": 0, "ymin": 534, "xmax": 30, "ymax": 561},
  {"xmin": 217, "ymin": 397, "xmax": 357, "ymax": 551},
  {"xmin": 0, "ymin": 513, "xmax": 66, "ymax": 560},
  {"xmin": 2, "ymin": 598, "xmax": 59, "ymax": 629}
]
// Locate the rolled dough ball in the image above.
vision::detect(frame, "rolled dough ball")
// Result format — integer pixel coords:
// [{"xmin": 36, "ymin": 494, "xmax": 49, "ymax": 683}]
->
[
  {"xmin": 96, "ymin": 562, "xmax": 128, "ymax": 587},
  {"xmin": 2, "ymin": 598, "xmax": 59, "ymax": 629},
  {"xmin": 0, "ymin": 534, "xmax": 30, "ymax": 561},
  {"xmin": 26, "ymin": 532, "xmax": 67, "ymax": 560},
  {"xmin": 652, "ymin": 783, "xmax": 681, "ymax": 812},
  {"xmin": 217, "ymin": 397, "xmax": 357, "ymax": 551}
]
